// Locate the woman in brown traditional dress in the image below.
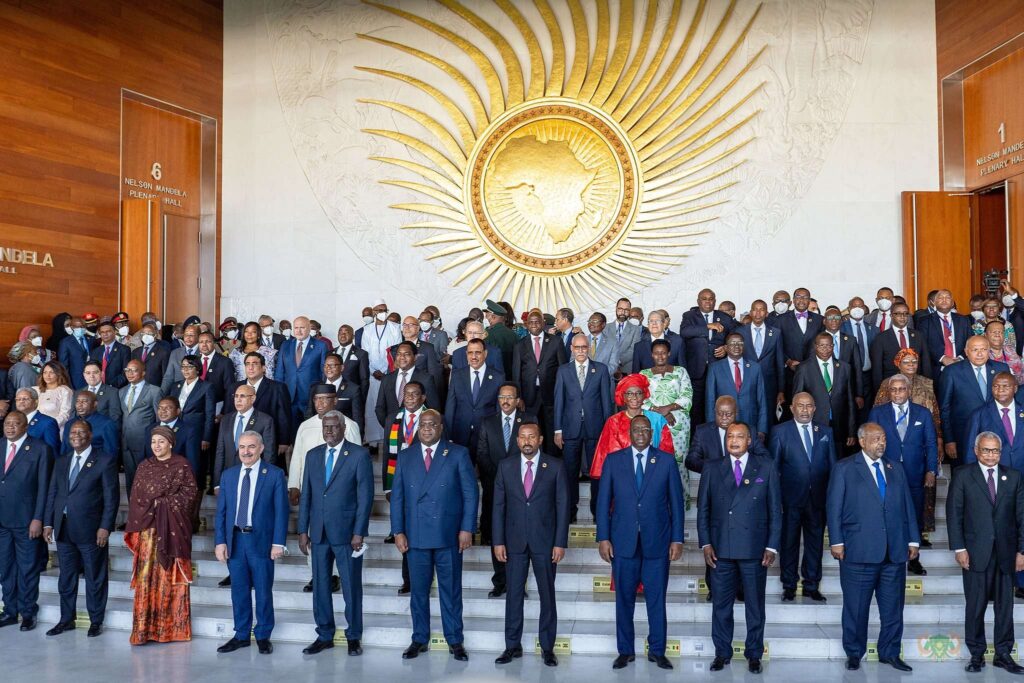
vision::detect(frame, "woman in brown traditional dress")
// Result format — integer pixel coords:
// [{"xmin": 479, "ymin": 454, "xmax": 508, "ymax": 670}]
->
[{"xmin": 124, "ymin": 425, "xmax": 198, "ymax": 644}]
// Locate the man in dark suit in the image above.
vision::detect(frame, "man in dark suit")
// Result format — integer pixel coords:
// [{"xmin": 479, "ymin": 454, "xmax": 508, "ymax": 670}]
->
[
  {"xmin": 869, "ymin": 374, "xmax": 938, "ymax": 576},
  {"xmin": 88, "ymin": 321, "xmax": 131, "ymax": 389},
  {"xmin": 14, "ymin": 389, "xmax": 61, "ymax": 455},
  {"xmin": 769, "ymin": 392, "xmax": 835, "ymax": 601},
  {"xmin": 827, "ymin": 422, "xmax": 920, "ymax": 671},
  {"xmin": 842, "ymin": 298, "xmax": 878, "ymax": 419},
  {"xmin": 450, "ymin": 321, "xmax": 505, "ymax": 374},
  {"xmin": 869, "ymin": 302, "xmax": 930, "ymax": 389},
  {"xmin": 392, "ymin": 316, "xmax": 444, "ymax": 395},
  {"xmin": 631, "ymin": 310, "xmax": 683, "ymax": 372},
  {"xmin": 553, "ymin": 308, "xmax": 577, "ymax": 358},
  {"xmin": 685, "ymin": 396, "xmax": 769, "ymax": 474},
  {"xmin": 792, "ymin": 333, "xmax": 856, "ymax": 450},
  {"xmin": 335, "ymin": 324, "xmax": 370, "ymax": 405},
  {"xmin": 275, "ymin": 317, "xmax": 328, "ymax": 436},
  {"xmin": 610, "ymin": 297, "xmax": 643, "ymax": 376},
  {"xmin": 258, "ymin": 315, "xmax": 285, "ymax": 351},
  {"xmin": 391, "ymin": 411, "xmax": 478, "ymax": 661},
  {"xmin": 214, "ymin": 431, "xmax": 290, "ymax": 655},
  {"xmin": 82, "ymin": 361, "xmax": 122, "ymax": 429},
  {"xmin": 159, "ymin": 324, "xmax": 199, "ymax": 393},
  {"xmin": 475, "ymin": 384, "xmax": 534, "ymax": 598},
  {"xmin": 777, "ymin": 287, "xmax": 823, "ymax": 398},
  {"xmin": 597, "ymin": 414, "xmax": 685, "ymax": 671},
  {"xmin": 492, "ymin": 421, "xmax": 569, "ymax": 667},
  {"xmin": 42, "ymin": 419, "xmax": 117, "ymax": 637},
  {"xmin": 117, "ymin": 360, "xmax": 162, "ymax": 497},
  {"xmin": 375, "ymin": 342, "xmax": 441, "ymax": 431},
  {"xmin": 680, "ymin": 289, "xmax": 736, "ymax": 427},
  {"xmin": 0, "ymin": 411, "xmax": 52, "ymax": 631},
  {"xmin": 194, "ymin": 331, "xmax": 235, "ymax": 407},
  {"xmin": 145, "ymin": 396, "xmax": 202, "ymax": 474},
  {"xmin": 964, "ymin": 372, "xmax": 1024, "ymax": 473},
  {"xmin": 918, "ymin": 288, "xmax": 972, "ymax": 378},
  {"xmin": 445, "ymin": 339, "xmax": 505, "ymax": 455},
  {"xmin": 61, "ymin": 390, "xmax": 119, "ymax": 457},
  {"xmin": 705, "ymin": 334, "xmax": 768, "ymax": 439},
  {"xmin": 913, "ymin": 289, "xmax": 939, "ymax": 328},
  {"xmin": 822, "ymin": 306, "xmax": 864, "ymax": 405},
  {"xmin": 948, "ymin": 431, "xmax": 1024, "ymax": 674},
  {"xmin": 698, "ymin": 422, "xmax": 782, "ymax": 674},
  {"xmin": 130, "ymin": 322, "xmax": 170, "ymax": 388},
  {"xmin": 234, "ymin": 352, "xmax": 292, "ymax": 462},
  {"xmin": 554, "ymin": 335, "xmax": 614, "ymax": 523},
  {"xmin": 939, "ymin": 335, "xmax": 1010, "ymax": 463},
  {"xmin": 738, "ymin": 300, "xmax": 785, "ymax": 422},
  {"xmin": 511, "ymin": 311, "xmax": 567, "ymax": 449},
  {"xmin": 213, "ymin": 384, "xmax": 277, "ymax": 490},
  {"xmin": 303, "ymin": 353, "xmax": 364, "ymax": 434},
  {"xmin": 58, "ymin": 317, "xmax": 95, "ymax": 391}
]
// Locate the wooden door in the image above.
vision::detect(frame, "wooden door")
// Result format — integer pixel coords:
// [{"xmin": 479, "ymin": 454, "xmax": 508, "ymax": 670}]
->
[
  {"xmin": 120, "ymin": 198, "xmax": 157, "ymax": 319},
  {"xmin": 901, "ymin": 191, "xmax": 972, "ymax": 310},
  {"xmin": 162, "ymin": 214, "xmax": 201, "ymax": 322}
]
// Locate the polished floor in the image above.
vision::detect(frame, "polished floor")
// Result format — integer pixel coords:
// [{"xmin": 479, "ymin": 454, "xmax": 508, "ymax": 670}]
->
[{"xmin": 3, "ymin": 626, "xmax": 1021, "ymax": 682}]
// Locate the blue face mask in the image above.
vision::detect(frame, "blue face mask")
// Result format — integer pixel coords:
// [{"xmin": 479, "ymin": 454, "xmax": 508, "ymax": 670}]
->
[{"xmin": 72, "ymin": 328, "xmax": 86, "ymax": 339}]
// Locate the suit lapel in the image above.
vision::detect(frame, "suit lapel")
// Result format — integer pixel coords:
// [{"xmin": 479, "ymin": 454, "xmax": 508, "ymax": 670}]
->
[
  {"xmin": 729, "ymin": 457, "xmax": 760, "ymax": 509},
  {"xmin": 68, "ymin": 450, "xmax": 98, "ymax": 492},
  {"xmin": 252, "ymin": 464, "xmax": 269, "ymax": 503},
  {"xmin": 857, "ymin": 457, "xmax": 884, "ymax": 502},
  {"xmin": 638, "ymin": 450, "xmax": 659, "ymax": 499},
  {"xmin": 326, "ymin": 441, "xmax": 349, "ymax": 488},
  {"xmin": 3, "ymin": 440, "xmax": 33, "ymax": 477},
  {"xmin": 970, "ymin": 463, "xmax": 996, "ymax": 506},
  {"xmin": 419, "ymin": 440, "xmax": 451, "ymax": 497}
]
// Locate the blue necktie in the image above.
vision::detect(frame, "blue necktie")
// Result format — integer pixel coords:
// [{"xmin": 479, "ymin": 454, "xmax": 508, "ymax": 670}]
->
[
  {"xmin": 234, "ymin": 413, "xmax": 245, "ymax": 449},
  {"xmin": 69, "ymin": 454, "xmax": 82, "ymax": 488},
  {"xmin": 635, "ymin": 452, "xmax": 644, "ymax": 492},
  {"xmin": 855, "ymin": 323, "xmax": 869, "ymax": 371},
  {"xmin": 503, "ymin": 416, "xmax": 511, "ymax": 451},
  {"xmin": 976, "ymin": 366, "xmax": 987, "ymax": 398},
  {"xmin": 754, "ymin": 327, "xmax": 763, "ymax": 356},
  {"xmin": 801, "ymin": 424, "xmax": 813, "ymax": 461},
  {"xmin": 325, "ymin": 447, "xmax": 336, "ymax": 482},
  {"xmin": 472, "ymin": 370, "xmax": 481, "ymax": 402},
  {"xmin": 80, "ymin": 337, "xmax": 88, "ymax": 354},
  {"xmin": 872, "ymin": 461, "xmax": 886, "ymax": 499},
  {"xmin": 236, "ymin": 467, "xmax": 252, "ymax": 528}
]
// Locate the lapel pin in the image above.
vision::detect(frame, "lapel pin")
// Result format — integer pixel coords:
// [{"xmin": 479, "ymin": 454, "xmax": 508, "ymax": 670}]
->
[
  {"xmin": 813, "ymin": 425, "xmax": 819, "ymax": 432},
  {"xmin": 487, "ymin": 375, "xmax": 492, "ymax": 380},
  {"xmin": 743, "ymin": 478, "xmax": 750, "ymax": 485},
  {"xmin": 541, "ymin": 462, "xmax": 548, "ymax": 468},
  {"xmin": 591, "ymin": 368, "xmax": 596, "ymax": 374},
  {"xmin": 650, "ymin": 457, "xmax": 656, "ymax": 464},
  {"xmin": 768, "ymin": 330, "xmax": 773, "ymax": 336},
  {"xmin": 86, "ymin": 462, "xmax": 94, "ymax": 468},
  {"xmin": 443, "ymin": 449, "xmax": 449, "ymax": 457},
  {"xmin": 261, "ymin": 468, "xmax": 267, "ymax": 474},
  {"xmin": 1002, "ymin": 475, "xmax": 1008, "ymax": 481},
  {"xmin": 24, "ymin": 445, "xmax": 30, "ymax": 451},
  {"xmin": 886, "ymin": 462, "xmax": 893, "ymax": 470},
  {"xmin": 343, "ymin": 451, "xmax": 349, "ymax": 456},
  {"xmin": 516, "ymin": 417, "xmax": 521, "ymax": 423}
]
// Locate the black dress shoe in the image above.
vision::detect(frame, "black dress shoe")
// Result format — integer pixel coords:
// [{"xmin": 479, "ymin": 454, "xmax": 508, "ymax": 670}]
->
[
  {"xmin": 348, "ymin": 639, "xmax": 362, "ymax": 656},
  {"xmin": 385, "ymin": 534, "xmax": 396, "ymax": 544},
  {"xmin": 710, "ymin": 656, "xmax": 729, "ymax": 671},
  {"xmin": 994, "ymin": 655, "xmax": 1024, "ymax": 674},
  {"xmin": 19, "ymin": 617, "xmax": 35, "ymax": 632},
  {"xmin": 736, "ymin": 591, "xmax": 745, "ymax": 602},
  {"xmin": 217, "ymin": 637, "xmax": 251, "ymax": 653},
  {"xmin": 1017, "ymin": 587, "xmax": 1024, "ymax": 600},
  {"xmin": 257, "ymin": 639, "xmax": 272, "ymax": 654},
  {"xmin": 115, "ymin": 522, "xmax": 127, "ymax": 531},
  {"xmin": 907, "ymin": 559, "xmax": 927, "ymax": 576},
  {"xmin": 0, "ymin": 614, "xmax": 17, "ymax": 628},
  {"xmin": 880, "ymin": 657, "xmax": 913, "ymax": 671},
  {"xmin": 612, "ymin": 654, "xmax": 635, "ymax": 669},
  {"xmin": 402, "ymin": 641, "xmax": 427, "ymax": 659},
  {"xmin": 804, "ymin": 589, "xmax": 827, "ymax": 602},
  {"xmin": 705, "ymin": 592, "xmax": 712, "ymax": 602},
  {"xmin": 45, "ymin": 622, "xmax": 75, "ymax": 636},
  {"xmin": 919, "ymin": 537, "xmax": 932, "ymax": 548},
  {"xmin": 87, "ymin": 623, "xmax": 103, "ymax": 638},
  {"xmin": 965, "ymin": 657, "xmax": 984, "ymax": 672},
  {"xmin": 303, "ymin": 580, "xmax": 313, "ymax": 593},
  {"xmin": 495, "ymin": 646, "xmax": 523, "ymax": 664},
  {"xmin": 542, "ymin": 650, "xmax": 558, "ymax": 667},
  {"xmin": 648, "ymin": 654, "xmax": 673, "ymax": 669},
  {"xmin": 331, "ymin": 575, "xmax": 341, "ymax": 593},
  {"xmin": 450, "ymin": 643, "xmax": 468, "ymax": 661},
  {"xmin": 748, "ymin": 658, "xmax": 762, "ymax": 673},
  {"xmin": 488, "ymin": 587, "xmax": 506, "ymax": 598},
  {"xmin": 398, "ymin": 583, "xmax": 410, "ymax": 595},
  {"xmin": 218, "ymin": 575, "xmax": 231, "ymax": 587},
  {"xmin": 782, "ymin": 587, "xmax": 796, "ymax": 602},
  {"xmin": 846, "ymin": 656, "xmax": 860, "ymax": 670},
  {"xmin": 302, "ymin": 639, "xmax": 334, "ymax": 655}
]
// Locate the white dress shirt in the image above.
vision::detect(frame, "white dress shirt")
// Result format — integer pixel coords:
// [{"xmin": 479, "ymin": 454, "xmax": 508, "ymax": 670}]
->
[
  {"xmin": 178, "ymin": 377, "xmax": 198, "ymax": 408},
  {"xmin": 235, "ymin": 463, "xmax": 286, "ymax": 549},
  {"xmin": 632, "ymin": 447, "xmax": 649, "ymax": 472},
  {"xmin": 521, "ymin": 452, "xmax": 541, "ymax": 482}
]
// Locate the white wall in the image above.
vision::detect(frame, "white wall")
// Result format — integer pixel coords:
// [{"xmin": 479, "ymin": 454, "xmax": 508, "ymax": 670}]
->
[{"xmin": 223, "ymin": 0, "xmax": 938, "ymax": 330}]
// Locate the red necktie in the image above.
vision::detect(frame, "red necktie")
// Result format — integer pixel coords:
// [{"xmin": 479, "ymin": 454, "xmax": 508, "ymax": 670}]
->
[
  {"xmin": 405, "ymin": 413, "xmax": 416, "ymax": 445},
  {"xmin": 898, "ymin": 329, "xmax": 908, "ymax": 349},
  {"xmin": 141, "ymin": 346, "xmax": 149, "ymax": 362},
  {"xmin": 733, "ymin": 361, "xmax": 743, "ymax": 391},
  {"xmin": 533, "ymin": 336, "xmax": 541, "ymax": 363},
  {"xmin": 424, "ymin": 446, "xmax": 432, "ymax": 472},
  {"xmin": 942, "ymin": 315, "xmax": 954, "ymax": 358},
  {"xmin": 879, "ymin": 312, "xmax": 887, "ymax": 332},
  {"xmin": 101, "ymin": 345, "xmax": 110, "ymax": 383},
  {"xmin": 4, "ymin": 443, "xmax": 16, "ymax": 473},
  {"xmin": 201, "ymin": 355, "xmax": 209, "ymax": 380}
]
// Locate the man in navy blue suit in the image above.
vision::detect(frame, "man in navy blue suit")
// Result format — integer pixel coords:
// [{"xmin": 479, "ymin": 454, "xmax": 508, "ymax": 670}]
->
[
  {"xmin": 686, "ymin": 396, "xmax": 770, "ymax": 474},
  {"xmin": 738, "ymin": 300, "xmax": 785, "ymax": 423},
  {"xmin": 60, "ymin": 390, "xmax": 119, "ymax": 457},
  {"xmin": 777, "ymin": 287, "xmax": 824, "ymax": 399},
  {"xmin": 14, "ymin": 389, "xmax": 60, "ymax": 455},
  {"xmin": 444, "ymin": 339, "xmax": 505, "ymax": 455},
  {"xmin": 698, "ymin": 422, "xmax": 782, "ymax": 674},
  {"xmin": 215, "ymin": 431, "xmax": 290, "ymax": 655},
  {"xmin": 235, "ymin": 352, "xmax": 293, "ymax": 463},
  {"xmin": 842, "ymin": 298, "xmax": 878, "ymax": 405},
  {"xmin": 276, "ymin": 317, "xmax": 328, "ymax": 438},
  {"xmin": 917, "ymin": 288, "xmax": 971, "ymax": 378},
  {"xmin": 680, "ymin": 289, "xmax": 735, "ymax": 427},
  {"xmin": 827, "ymin": 422, "xmax": 920, "ymax": 672},
  {"xmin": 939, "ymin": 335, "xmax": 1009, "ymax": 463},
  {"xmin": 59, "ymin": 317, "xmax": 94, "ymax": 391},
  {"xmin": 391, "ymin": 410, "xmax": 478, "ymax": 661},
  {"xmin": 631, "ymin": 310, "xmax": 683, "ymax": 372},
  {"xmin": 597, "ymin": 414, "xmax": 684, "ymax": 671},
  {"xmin": 822, "ymin": 305, "xmax": 865, "ymax": 407},
  {"xmin": 42, "ymin": 419, "xmax": 117, "ymax": 637},
  {"xmin": 492, "ymin": 422, "xmax": 569, "ymax": 667},
  {"xmin": 554, "ymin": 335, "xmax": 614, "ymax": 523},
  {"xmin": 869, "ymin": 374, "xmax": 937, "ymax": 576},
  {"xmin": 450, "ymin": 320, "xmax": 505, "ymax": 374},
  {"xmin": 0, "ymin": 411, "xmax": 52, "ymax": 631},
  {"xmin": 297, "ymin": 412, "xmax": 374, "ymax": 656},
  {"xmin": 88, "ymin": 320, "xmax": 131, "ymax": 389},
  {"xmin": 705, "ymin": 334, "xmax": 768, "ymax": 440},
  {"xmin": 769, "ymin": 392, "xmax": 835, "ymax": 602},
  {"xmin": 964, "ymin": 372, "xmax": 1024, "ymax": 472}
]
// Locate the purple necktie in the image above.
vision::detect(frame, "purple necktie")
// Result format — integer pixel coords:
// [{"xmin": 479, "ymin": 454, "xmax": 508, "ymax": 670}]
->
[
  {"xmin": 524, "ymin": 460, "xmax": 534, "ymax": 498},
  {"xmin": 1002, "ymin": 407, "xmax": 1014, "ymax": 444},
  {"xmin": 988, "ymin": 468, "xmax": 997, "ymax": 504},
  {"xmin": 733, "ymin": 458, "xmax": 743, "ymax": 487}
]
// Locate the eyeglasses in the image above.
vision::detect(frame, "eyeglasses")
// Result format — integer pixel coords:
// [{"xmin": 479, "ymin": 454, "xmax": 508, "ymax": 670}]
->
[
  {"xmin": 979, "ymin": 447, "xmax": 1002, "ymax": 455},
  {"xmin": 825, "ymin": 315, "xmax": 843, "ymax": 321},
  {"xmin": 497, "ymin": 394, "xmax": 516, "ymax": 400}
]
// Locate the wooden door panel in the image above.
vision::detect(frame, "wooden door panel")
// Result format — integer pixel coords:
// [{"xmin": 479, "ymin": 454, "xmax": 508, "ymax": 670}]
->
[
  {"xmin": 901, "ymin": 191, "xmax": 972, "ymax": 310},
  {"xmin": 163, "ymin": 214, "xmax": 200, "ymax": 322}
]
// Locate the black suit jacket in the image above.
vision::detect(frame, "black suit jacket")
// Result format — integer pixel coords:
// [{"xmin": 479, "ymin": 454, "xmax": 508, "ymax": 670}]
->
[
  {"xmin": 131, "ymin": 343, "xmax": 170, "ymax": 388},
  {"xmin": 43, "ymin": 448, "xmax": 119, "ymax": 543},
  {"xmin": 684, "ymin": 421, "xmax": 769, "ymax": 473},
  {"xmin": 375, "ymin": 368, "xmax": 440, "ymax": 429},
  {"xmin": 492, "ymin": 452, "xmax": 570, "ymax": 553},
  {"xmin": 946, "ymin": 463, "xmax": 1024, "ymax": 574},
  {"xmin": 511, "ymin": 334, "xmax": 566, "ymax": 408},
  {"xmin": 678, "ymin": 307, "xmax": 736, "ymax": 381},
  {"xmin": 776, "ymin": 310, "xmax": 824, "ymax": 364},
  {"xmin": 792, "ymin": 357, "xmax": 856, "ymax": 444},
  {"xmin": 869, "ymin": 326, "xmax": 931, "ymax": 389},
  {"xmin": 824, "ymin": 331, "xmax": 864, "ymax": 399},
  {"xmin": 474, "ymin": 411, "xmax": 536, "ymax": 476},
  {"xmin": 213, "ymin": 409, "xmax": 277, "ymax": 486},
  {"xmin": 198, "ymin": 352, "xmax": 235, "ymax": 405},
  {"xmin": 88, "ymin": 342, "xmax": 132, "ymax": 388},
  {"xmin": 304, "ymin": 379, "xmax": 364, "ymax": 433},
  {"xmin": 337, "ymin": 345, "xmax": 370, "ymax": 402},
  {"xmin": 389, "ymin": 340, "xmax": 443, "ymax": 393},
  {"xmin": 231, "ymin": 378, "xmax": 293, "ymax": 447}
]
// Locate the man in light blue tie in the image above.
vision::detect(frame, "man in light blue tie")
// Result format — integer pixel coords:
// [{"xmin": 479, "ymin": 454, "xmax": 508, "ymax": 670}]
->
[{"xmin": 938, "ymin": 335, "xmax": 1009, "ymax": 464}]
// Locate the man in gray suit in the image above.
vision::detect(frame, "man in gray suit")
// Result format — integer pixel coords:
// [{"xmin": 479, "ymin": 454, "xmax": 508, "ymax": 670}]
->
[
  {"xmin": 611, "ymin": 297, "xmax": 642, "ymax": 377},
  {"xmin": 159, "ymin": 324, "xmax": 200, "ymax": 394},
  {"xmin": 213, "ymin": 383, "xmax": 276, "ymax": 490},
  {"xmin": 118, "ymin": 360, "xmax": 161, "ymax": 497},
  {"xmin": 584, "ymin": 313, "xmax": 619, "ymax": 369},
  {"xmin": 82, "ymin": 361, "xmax": 122, "ymax": 430}
]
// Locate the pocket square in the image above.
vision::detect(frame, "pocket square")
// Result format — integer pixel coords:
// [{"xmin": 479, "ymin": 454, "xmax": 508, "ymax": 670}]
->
[
  {"xmin": 755, "ymin": 477, "xmax": 765, "ymax": 483},
  {"xmin": 913, "ymin": 421, "xmax": 922, "ymax": 426}
]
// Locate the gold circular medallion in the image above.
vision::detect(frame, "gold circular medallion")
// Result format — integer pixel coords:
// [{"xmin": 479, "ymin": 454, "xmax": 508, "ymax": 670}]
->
[{"xmin": 466, "ymin": 99, "xmax": 640, "ymax": 275}]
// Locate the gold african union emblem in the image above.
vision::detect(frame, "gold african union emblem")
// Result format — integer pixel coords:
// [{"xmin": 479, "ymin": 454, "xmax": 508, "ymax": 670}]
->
[{"xmin": 359, "ymin": 0, "xmax": 764, "ymax": 309}]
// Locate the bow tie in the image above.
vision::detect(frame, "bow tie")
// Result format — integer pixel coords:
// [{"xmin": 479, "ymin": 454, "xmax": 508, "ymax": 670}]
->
[{"xmin": 796, "ymin": 312, "xmax": 808, "ymax": 319}]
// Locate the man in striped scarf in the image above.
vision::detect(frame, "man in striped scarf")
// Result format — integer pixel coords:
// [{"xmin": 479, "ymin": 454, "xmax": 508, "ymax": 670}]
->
[{"xmin": 383, "ymin": 381, "xmax": 427, "ymax": 594}]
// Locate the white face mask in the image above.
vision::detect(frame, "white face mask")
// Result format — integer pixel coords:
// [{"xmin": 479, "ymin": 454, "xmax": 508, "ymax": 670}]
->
[
  {"xmin": 282, "ymin": 329, "xmax": 292, "ymax": 339},
  {"xmin": 116, "ymin": 325, "xmax": 129, "ymax": 337},
  {"xmin": 375, "ymin": 311, "xmax": 388, "ymax": 322},
  {"xmin": 64, "ymin": 325, "xmax": 73, "ymax": 335},
  {"xmin": 30, "ymin": 336, "xmax": 42, "ymax": 348},
  {"xmin": 362, "ymin": 316, "xmax": 373, "ymax": 325},
  {"xmin": 419, "ymin": 321, "xmax": 432, "ymax": 332},
  {"xmin": 261, "ymin": 325, "xmax": 274, "ymax": 336},
  {"xmin": 432, "ymin": 318, "xmax": 441, "ymax": 329},
  {"xmin": 225, "ymin": 329, "xmax": 238, "ymax": 340},
  {"xmin": 971, "ymin": 310, "xmax": 986, "ymax": 321},
  {"xmin": 141, "ymin": 333, "xmax": 156, "ymax": 346},
  {"xmin": 848, "ymin": 307, "xmax": 865, "ymax": 321},
  {"xmin": 30, "ymin": 354, "xmax": 41, "ymax": 365},
  {"xmin": 628, "ymin": 318, "xmax": 641, "ymax": 326},
  {"xmin": 876, "ymin": 298, "xmax": 893, "ymax": 312},
  {"xmin": 773, "ymin": 302, "xmax": 789, "ymax": 315},
  {"xmin": 154, "ymin": 321, "xmax": 162, "ymax": 331},
  {"xmin": 1003, "ymin": 295, "xmax": 1016, "ymax": 308},
  {"xmin": 310, "ymin": 330, "xmax": 319, "ymax": 337}
]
